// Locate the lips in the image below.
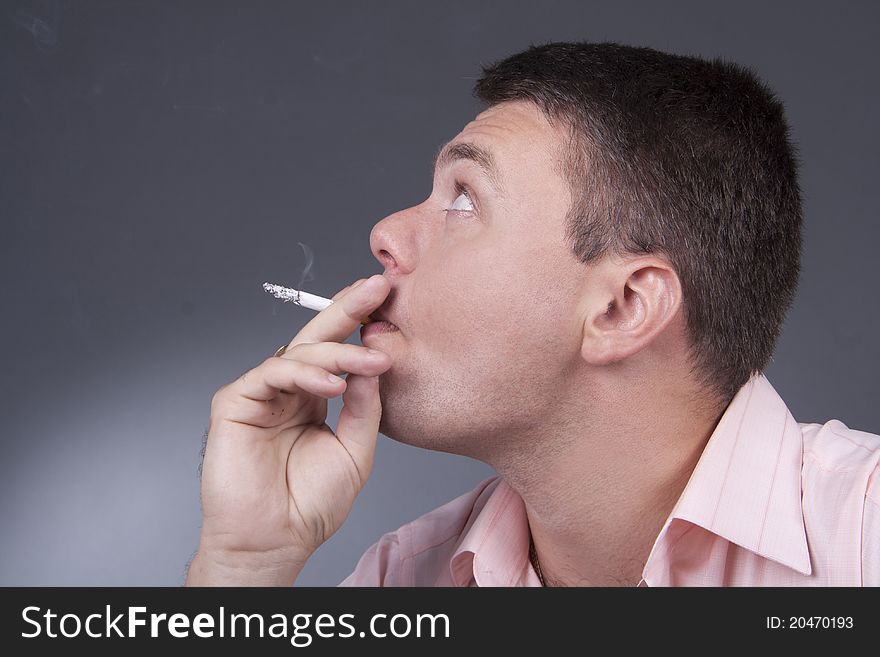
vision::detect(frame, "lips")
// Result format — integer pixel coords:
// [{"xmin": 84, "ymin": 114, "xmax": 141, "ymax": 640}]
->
[
  {"xmin": 362, "ymin": 300, "xmax": 400, "ymax": 341},
  {"xmin": 360, "ymin": 320, "xmax": 399, "ymax": 340},
  {"xmin": 368, "ymin": 309, "xmax": 397, "ymax": 328}
]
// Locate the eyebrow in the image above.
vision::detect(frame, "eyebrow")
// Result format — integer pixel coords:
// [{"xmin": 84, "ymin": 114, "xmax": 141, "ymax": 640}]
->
[{"xmin": 431, "ymin": 140, "xmax": 504, "ymax": 196}]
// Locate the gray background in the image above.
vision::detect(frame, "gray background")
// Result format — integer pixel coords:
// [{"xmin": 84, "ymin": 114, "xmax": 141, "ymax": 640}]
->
[{"xmin": 1, "ymin": 0, "xmax": 877, "ymax": 585}]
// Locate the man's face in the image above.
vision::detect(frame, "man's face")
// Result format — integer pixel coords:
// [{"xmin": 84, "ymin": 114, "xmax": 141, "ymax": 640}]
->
[{"xmin": 366, "ymin": 100, "xmax": 588, "ymax": 459}]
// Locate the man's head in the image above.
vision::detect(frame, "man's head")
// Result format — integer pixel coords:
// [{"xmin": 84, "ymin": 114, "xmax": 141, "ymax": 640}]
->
[{"xmin": 366, "ymin": 41, "xmax": 802, "ymax": 459}]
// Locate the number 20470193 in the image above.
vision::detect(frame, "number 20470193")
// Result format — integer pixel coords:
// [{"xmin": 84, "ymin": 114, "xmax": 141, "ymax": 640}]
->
[{"xmin": 766, "ymin": 616, "xmax": 853, "ymax": 629}]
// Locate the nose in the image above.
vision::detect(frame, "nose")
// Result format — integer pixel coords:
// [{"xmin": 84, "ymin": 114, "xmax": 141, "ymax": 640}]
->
[{"xmin": 369, "ymin": 206, "xmax": 420, "ymax": 276}]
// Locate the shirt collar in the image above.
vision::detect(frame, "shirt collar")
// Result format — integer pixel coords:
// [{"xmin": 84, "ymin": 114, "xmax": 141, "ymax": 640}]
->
[
  {"xmin": 645, "ymin": 372, "xmax": 812, "ymax": 578},
  {"xmin": 447, "ymin": 477, "xmax": 540, "ymax": 587}
]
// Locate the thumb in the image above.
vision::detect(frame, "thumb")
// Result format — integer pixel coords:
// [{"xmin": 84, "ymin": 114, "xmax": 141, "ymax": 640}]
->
[{"xmin": 334, "ymin": 373, "xmax": 382, "ymax": 486}]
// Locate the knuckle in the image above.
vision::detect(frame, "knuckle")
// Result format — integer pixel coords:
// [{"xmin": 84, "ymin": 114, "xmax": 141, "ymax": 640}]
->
[{"xmin": 210, "ymin": 387, "xmax": 229, "ymax": 410}]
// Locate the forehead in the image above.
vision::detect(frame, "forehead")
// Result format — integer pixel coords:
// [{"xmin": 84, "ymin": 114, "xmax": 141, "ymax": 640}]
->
[{"xmin": 453, "ymin": 100, "xmax": 566, "ymax": 172}]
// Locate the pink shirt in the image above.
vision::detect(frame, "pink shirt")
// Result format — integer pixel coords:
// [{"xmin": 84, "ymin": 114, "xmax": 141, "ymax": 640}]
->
[{"xmin": 339, "ymin": 374, "xmax": 880, "ymax": 586}]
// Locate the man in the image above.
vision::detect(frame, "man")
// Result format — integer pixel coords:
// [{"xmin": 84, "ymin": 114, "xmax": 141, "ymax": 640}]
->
[{"xmin": 186, "ymin": 41, "xmax": 879, "ymax": 587}]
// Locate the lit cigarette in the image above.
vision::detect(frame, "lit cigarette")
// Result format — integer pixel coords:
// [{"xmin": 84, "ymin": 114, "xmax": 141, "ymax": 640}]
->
[{"xmin": 263, "ymin": 282, "xmax": 374, "ymax": 325}]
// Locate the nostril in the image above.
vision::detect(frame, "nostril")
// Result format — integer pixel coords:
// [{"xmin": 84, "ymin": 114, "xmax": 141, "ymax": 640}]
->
[{"xmin": 378, "ymin": 250, "xmax": 396, "ymax": 269}]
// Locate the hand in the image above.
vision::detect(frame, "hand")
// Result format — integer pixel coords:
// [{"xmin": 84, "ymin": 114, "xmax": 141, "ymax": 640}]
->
[{"xmin": 186, "ymin": 274, "xmax": 392, "ymax": 585}]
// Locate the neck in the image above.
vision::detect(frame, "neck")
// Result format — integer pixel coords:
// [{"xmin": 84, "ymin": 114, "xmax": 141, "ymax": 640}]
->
[{"xmin": 490, "ymin": 370, "xmax": 724, "ymax": 587}]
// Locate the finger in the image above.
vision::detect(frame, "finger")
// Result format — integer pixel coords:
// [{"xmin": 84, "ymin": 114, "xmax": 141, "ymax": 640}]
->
[
  {"xmin": 330, "ymin": 278, "xmax": 367, "ymax": 302},
  {"xmin": 221, "ymin": 357, "xmax": 346, "ymax": 403},
  {"xmin": 334, "ymin": 373, "xmax": 382, "ymax": 485},
  {"xmin": 279, "ymin": 342, "xmax": 391, "ymax": 376},
  {"xmin": 291, "ymin": 274, "xmax": 390, "ymax": 348},
  {"xmin": 219, "ymin": 390, "xmax": 308, "ymax": 429}
]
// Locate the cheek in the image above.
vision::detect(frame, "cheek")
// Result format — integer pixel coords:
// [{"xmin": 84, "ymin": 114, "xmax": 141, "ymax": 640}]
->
[
  {"xmin": 413, "ymin": 250, "xmax": 562, "ymax": 360},
  {"xmin": 413, "ymin": 263, "xmax": 498, "ymax": 348}
]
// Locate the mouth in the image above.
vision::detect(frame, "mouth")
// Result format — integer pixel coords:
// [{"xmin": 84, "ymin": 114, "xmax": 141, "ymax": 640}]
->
[
  {"xmin": 360, "ymin": 320, "xmax": 399, "ymax": 340},
  {"xmin": 368, "ymin": 307, "xmax": 396, "ymax": 325}
]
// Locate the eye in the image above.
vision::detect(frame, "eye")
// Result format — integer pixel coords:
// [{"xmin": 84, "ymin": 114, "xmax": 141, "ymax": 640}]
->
[
  {"xmin": 449, "ymin": 193, "xmax": 473, "ymax": 212},
  {"xmin": 444, "ymin": 181, "xmax": 476, "ymax": 215}
]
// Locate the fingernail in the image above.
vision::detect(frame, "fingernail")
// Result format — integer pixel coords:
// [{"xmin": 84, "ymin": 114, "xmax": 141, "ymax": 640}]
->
[{"xmin": 327, "ymin": 373, "xmax": 344, "ymax": 383}]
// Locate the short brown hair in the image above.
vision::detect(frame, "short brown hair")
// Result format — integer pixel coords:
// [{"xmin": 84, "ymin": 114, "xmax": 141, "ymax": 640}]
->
[{"xmin": 474, "ymin": 41, "xmax": 803, "ymax": 406}]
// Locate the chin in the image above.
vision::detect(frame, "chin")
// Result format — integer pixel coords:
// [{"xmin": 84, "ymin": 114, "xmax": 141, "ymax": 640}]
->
[
  {"xmin": 377, "ymin": 374, "xmax": 450, "ymax": 451},
  {"xmin": 376, "ymin": 374, "xmax": 424, "ymax": 446},
  {"xmin": 376, "ymin": 374, "xmax": 497, "ymax": 461}
]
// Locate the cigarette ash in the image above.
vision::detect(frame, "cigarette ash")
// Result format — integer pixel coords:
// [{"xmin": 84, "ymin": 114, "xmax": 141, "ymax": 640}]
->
[{"xmin": 262, "ymin": 282, "xmax": 302, "ymax": 304}]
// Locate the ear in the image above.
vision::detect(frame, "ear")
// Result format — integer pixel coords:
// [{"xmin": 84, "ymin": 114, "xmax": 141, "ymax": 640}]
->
[{"xmin": 579, "ymin": 255, "xmax": 682, "ymax": 366}]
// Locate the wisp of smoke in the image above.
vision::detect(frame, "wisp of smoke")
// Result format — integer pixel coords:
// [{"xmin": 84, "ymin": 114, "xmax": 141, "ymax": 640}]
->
[{"xmin": 296, "ymin": 242, "xmax": 315, "ymax": 290}]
